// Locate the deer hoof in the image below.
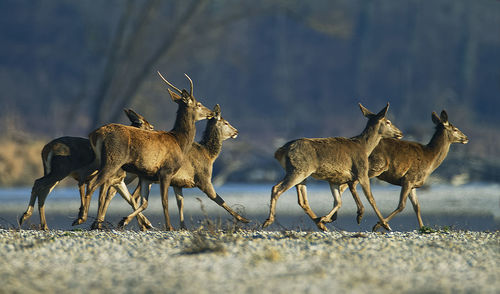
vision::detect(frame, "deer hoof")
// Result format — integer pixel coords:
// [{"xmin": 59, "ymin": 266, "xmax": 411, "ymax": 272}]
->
[
  {"xmin": 118, "ymin": 218, "xmax": 129, "ymax": 229},
  {"xmin": 372, "ymin": 222, "xmax": 392, "ymax": 232},
  {"xmin": 40, "ymin": 224, "xmax": 49, "ymax": 231},
  {"xmin": 72, "ymin": 218, "xmax": 85, "ymax": 226},
  {"xmin": 330, "ymin": 212, "xmax": 338, "ymax": 222},
  {"xmin": 19, "ymin": 215, "xmax": 29, "ymax": 227},
  {"xmin": 262, "ymin": 219, "xmax": 274, "ymax": 228},
  {"xmin": 165, "ymin": 225, "xmax": 174, "ymax": 231},
  {"xmin": 315, "ymin": 221, "xmax": 328, "ymax": 232},
  {"xmin": 356, "ymin": 212, "xmax": 364, "ymax": 224},
  {"xmin": 90, "ymin": 221, "xmax": 102, "ymax": 230},
  {"xmin": 238, "ymin": 216, "xmax": 250, "ymax": 223},
  {"xmin": 318, "ymin": 216, "xmax": 332, "ymax": 224}
]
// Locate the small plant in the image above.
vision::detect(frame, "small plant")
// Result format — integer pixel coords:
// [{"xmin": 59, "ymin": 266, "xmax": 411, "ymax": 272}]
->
[
  {"xmin": 419, "ymin": 225, "xmax": 454, "ymax": 234},
  {"xmin": 419, "ymin": 225, "xmax": 437, "ymax": 234},
  {"xmin": 181, "ymin": 232, "xmax": 226, "ymax": 255},
  {"xmin": 263, "ymin": 247, "xmax": 281, "ymax": 262}
]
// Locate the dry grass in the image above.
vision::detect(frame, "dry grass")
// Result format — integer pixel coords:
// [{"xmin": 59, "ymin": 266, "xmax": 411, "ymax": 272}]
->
[{"xmin": 0, "ymin": 136, "xmax": 45, "ymax": 186}]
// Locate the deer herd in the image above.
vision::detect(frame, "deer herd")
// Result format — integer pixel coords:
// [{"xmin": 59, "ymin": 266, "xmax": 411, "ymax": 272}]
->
[{"xmin": 18, "ymin": 71, "xmax": 469, "ymax": 232}]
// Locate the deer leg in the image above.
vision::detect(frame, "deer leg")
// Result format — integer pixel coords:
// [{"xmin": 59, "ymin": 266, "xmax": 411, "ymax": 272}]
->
[
  {"xmin": 20, "ymin": 179, "xmax": 41, "ymax": 228},
  {"xmin": 408, "ymin": 188, "xmax": 424, "ymax": 228},
  {"xmin": 37, "ymin": 179, "xmax": 60, "ymax": 231},
  {"xmin": 90, "ymin": 183, "xmax": 114, "ymax": 230},
  {"xmin": 373, "ymin": 182, "xmax": 412, "ymax": 231},
  {"xmin": 159, "ymin": 176, "xmax": 174, "ymax": 231},
  {"xmin": 74, "ymin": 165, "xmax": 120, "ymax": 226},
  {"xmin": 20, "ymin": 175, "xmax": 61, "ymax": 230},
  {"xmin": 296, "ymin": 182, "xmax": 322, "ymax": 226},
  {"xmin": 347, "ymin": 181, "xmax": 365, "ymax": 224},
  {"xmin": 198, "ymin": 182, "xmax": 250, "ymax": 224},
  {"xmin": 118, "ymin": 179, "xmax": 152, "ymax": 229},
  {"xmin": 328, "ymin": 183, "xmax": 348, "ymax": 223},
  {"xmin": 114, "ymin": 180, "xmax": 153, "ymax": 230},
  {"xmin": 173, "ymin": 187, "xmax": 186, "ymax": 230},
  {"xmin": 263, "ymin": 173, "xmax": 308, "ymax": 228},
  {"xmin": 317, "ymin": 183, "xmax": 343, "ymax": 230},
  {"xmin": 72, "ymin": 184, "xmax": 98, "ymax": 226},
  {"xmin": 358, "ymin": 176, "xmax": 391, "ymax": 231}
]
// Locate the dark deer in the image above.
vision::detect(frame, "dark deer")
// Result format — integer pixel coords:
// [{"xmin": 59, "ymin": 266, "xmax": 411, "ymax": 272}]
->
[
  {"xmin": 85, "ymin": 72, "xmax": 213, "ymax": 231},
  {"xmin": 19, "ymin": 109, "xmax": 154, "ymax": 230},
  {"xmin": 262, "ymin": 103, "xmax": 403, "ymax": 231},
  {"xmin": 338, "ymin": 110, "xmax": 468, "ymax": 231},
  {"xmin": 96, "ymin": 104, "xmax": 249, "ymax": 229}
]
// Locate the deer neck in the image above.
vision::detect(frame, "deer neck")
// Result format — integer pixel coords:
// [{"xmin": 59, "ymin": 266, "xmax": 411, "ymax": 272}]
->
[
  {"xmin": 355, "ymin": 124, "xmax": 383, "ymax": 156},
  {"xmin": 199, "ymin": 120, "xmax": 222, "ymax": 160},
  {"xmin": 426, "ymin": 127, "xmax": 452, "ymax": 170},
  {"xmin": 171, "ymin": 105, "xmax": 196, "ymax": 153}
]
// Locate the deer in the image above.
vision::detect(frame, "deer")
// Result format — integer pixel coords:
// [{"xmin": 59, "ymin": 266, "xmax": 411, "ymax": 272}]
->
[
  {"xmin": 19, "ymin": 109, "xmax": 155, "ymax": 230},
  {"xmin": 83, "ymin": 72, "xmax": 214, "ymax": 231},
  {"xmin": 334, "ymin": 110, "xmax": 468, "ymax": 231},
  {"xmin": 95, "ymin": 104, "xmax": 250, "ymax": 229},
  {"xmin": 262, "ymin": 103, "xmax": 403, "ymax": 231}
]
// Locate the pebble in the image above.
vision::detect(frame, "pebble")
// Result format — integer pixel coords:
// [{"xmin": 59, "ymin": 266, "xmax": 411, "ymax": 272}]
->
[{"xmin": 0, "ymin": 229, "xmax": 498, "ymax": 293}]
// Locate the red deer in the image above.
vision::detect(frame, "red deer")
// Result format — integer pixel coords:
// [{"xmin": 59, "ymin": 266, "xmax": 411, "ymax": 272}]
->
[
  {"xmin": 262, "ymin": 103, "xmax": 403, "ymax": 231},
  {"xmin": 337, "ymin": 110, "xmax": 468, "ymax": 231},
  {"xmin": 19, "ymin": 109, "xmax": 154, "ymax": 230},
  {"xmin": 84, "ymin": 72, "xmax": 213, "ymax": 231},
  {"xmin": 95, "ymin": 104, "xmax": 250, "ymax": 229}
]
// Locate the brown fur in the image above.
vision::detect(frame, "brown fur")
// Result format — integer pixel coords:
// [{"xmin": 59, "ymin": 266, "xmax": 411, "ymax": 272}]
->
[
  {"xmin": 340, "ymin": 110, "xmax": 469, "ymax": 231},
  {"xmin": 86, "ymin": 73, "xmax": 214, "ymax": 231},
  {"xmin": 263, "ymin": 103, "xmax": 403, "ymax": 231},
  {"xmin": 19, "ymin": 109, "xmax": 154, "ymax": 230},
  {"xmin": 98, "ymin": 104, "xmax": 250, "ymax": 229}
]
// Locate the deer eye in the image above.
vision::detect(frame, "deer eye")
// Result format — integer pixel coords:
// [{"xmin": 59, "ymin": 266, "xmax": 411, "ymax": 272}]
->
[{"xmin": 386, "ymin": 120, "xmax": 391, "ymax": 125}]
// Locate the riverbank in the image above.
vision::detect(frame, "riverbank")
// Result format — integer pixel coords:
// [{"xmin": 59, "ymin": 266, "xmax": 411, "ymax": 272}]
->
[{"xmin": 0, "ymin": 229, "xmax": 498, "ymax": 293}]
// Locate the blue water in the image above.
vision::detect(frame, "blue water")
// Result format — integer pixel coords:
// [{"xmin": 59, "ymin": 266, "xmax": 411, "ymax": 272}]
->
[{"xmin": 3, "ymin": 182, "xmax": 499, "ymax": 231}]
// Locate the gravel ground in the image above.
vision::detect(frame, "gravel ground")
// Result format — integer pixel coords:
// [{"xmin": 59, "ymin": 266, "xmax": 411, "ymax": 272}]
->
[{"xmin": 0, "ymin": 228, "xmax": 498, "ymax": 294}]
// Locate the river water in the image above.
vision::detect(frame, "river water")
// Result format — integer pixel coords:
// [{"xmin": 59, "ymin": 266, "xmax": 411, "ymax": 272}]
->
[{"xmin": 2, "ymin": 182, "xmax": 499, "ymax": 232}]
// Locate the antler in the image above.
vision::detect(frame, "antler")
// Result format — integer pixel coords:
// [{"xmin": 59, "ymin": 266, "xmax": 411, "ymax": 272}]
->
[
  {"xmin": 157, "ymin": 71, "xmax": 182, "ymax": 94},
  {"xmin": 184, "ymin": 73, "xmax": 193, "ymax": 97}
]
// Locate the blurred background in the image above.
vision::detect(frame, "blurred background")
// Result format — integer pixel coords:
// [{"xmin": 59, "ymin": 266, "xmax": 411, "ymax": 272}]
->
[{"xmin": 1, "ymin": 0, "xmax": 499, "ymax": 187}]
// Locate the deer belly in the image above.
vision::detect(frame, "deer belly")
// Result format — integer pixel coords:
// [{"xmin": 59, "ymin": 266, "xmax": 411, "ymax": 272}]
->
[
  {"xmin": 171, "ymin": 166, "xmax": 196, "ymax": 188},
  {"xmin": 311, "ymin": 166, "xmax": 352, "ymax": 183}
]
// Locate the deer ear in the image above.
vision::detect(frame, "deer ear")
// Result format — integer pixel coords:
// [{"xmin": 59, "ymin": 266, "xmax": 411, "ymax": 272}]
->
[
  {"xmin": 213, "ymin": 104, "xmax": 221, "ymax": 120},
  {"xmin": 359, "ymin": 103, "xmax": 374, "ymax": 118},
  {"xmin": 431, "ymin": 112, "xmax": 441, "ymax": 125},
  {"xmin": 440, "ymin": 110, "xmax": 449, "ymax": 125},
  {"xmin": 167, "ymin": 88, "xmax": 182, "ymax": 102},
  {"xmin": 375, "ymin": 103, "xmax": 389, "ymax": 119},
  {"xmin": 124, "ymin": 108, "xmax": 142, "ymax": 124}
]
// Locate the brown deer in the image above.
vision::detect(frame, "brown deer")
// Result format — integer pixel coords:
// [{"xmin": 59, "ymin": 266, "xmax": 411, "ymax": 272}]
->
[
  {"xmin": 262, "ymin": 103, "xmax": 403, "ymax": 231},
  {"xmin": 95, "ymin": 104, "xmax": 250, "ymax": 229},
  {"xmin": 19, "ymin": 109, "xmax": 154, "ymax": 230},
  {"xmin": 84, "ymin": 72, "xmax": 213, "ymax": 231},
  {"xmin": 336, "ymin": 110, "xmax": 468, "ymax": 231}
]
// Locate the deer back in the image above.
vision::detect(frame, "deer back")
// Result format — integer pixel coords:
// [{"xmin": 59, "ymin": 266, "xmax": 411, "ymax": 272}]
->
[
  {"xmin": 369, "ymin": 138, "xmax": 427, "ymax": 185},
  {"xmin": 41, "ymin": 136, "xmax": 94, "ymax": 176},
  {"xmin": 90, "ymin": 124, "xmax": 184, "ymax": 179}
]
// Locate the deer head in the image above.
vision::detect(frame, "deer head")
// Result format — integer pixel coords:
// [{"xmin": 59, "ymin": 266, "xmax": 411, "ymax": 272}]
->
[
  {"xmin": 432, "ymin": 110, "xmax": 469, "ymax": 144},
  {"xmin": 213, "ymin": 104, "xmax": 238, "ymax": 140},
  {"xmin": 359, "ymin": 103, "xmax": 403, "ymax": 139},
  {"xmin": 157, "ymin": 71, "xmax": 213, "ymax": 121}
]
